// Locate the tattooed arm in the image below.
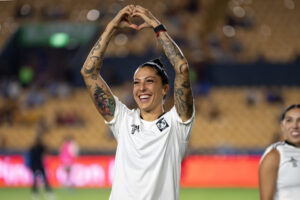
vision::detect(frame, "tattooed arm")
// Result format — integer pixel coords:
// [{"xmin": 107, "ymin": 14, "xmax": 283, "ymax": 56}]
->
[
  {"xmin": 81, "ymin": 5, "xmax": 137, "ymax": 122},
  {"xmin": 158, "ymin": 33, "xmax": 194, "ymax": 122},
  {"xmin": 133, "ymin": 6, "xmax": 194, "ymax": 122}
]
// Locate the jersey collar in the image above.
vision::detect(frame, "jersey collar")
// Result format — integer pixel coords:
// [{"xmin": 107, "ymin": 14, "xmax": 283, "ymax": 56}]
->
[
  {"xmin": 140, "ymin": 112, "xmax": 166, "ymax": 120},
  {"xmin": 285, "ymin": 140, "xmax": 296, "ymax": 147}
]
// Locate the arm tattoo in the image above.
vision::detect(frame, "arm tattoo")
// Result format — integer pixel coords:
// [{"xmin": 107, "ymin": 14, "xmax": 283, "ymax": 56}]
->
[
  {"xmin": 185, "ymin": 89, "xmax": 193, "ymax": 117},
  {"xmin": 181, "ymin": 80, "xmax": 190, "ymax": 88},
  {"xmin": 84, "ymin": 63, "xmax": 95, "ymax": 74},
  {"xmin": 94, "ymin": 84, "xmax": 115, "ymax": 116},
  {"xmin": 82, "ymin": 35, "xmax": 107, "ymax": 75},
  {"xmin": 158, "ymin": 33, "xmax": 194, "ymax": 119},
  {"xmin": 91, "ymin": 74, "xmax": 98, "ymax": 80},
  {"xmin": 84, "ymin": 56, "xmax": 100, "ymax": 74},
  {"xmin": 91, "ymin": 56, "xmax": 100, "ymax": 60},
  {"xmin": 174, "ymin": 77, "xmax": 194, "ymax": 118},
  {"xmin": 158, "ymin": 35, "xmax": 184, "ymax": 67},
  {"xmin": 91, "ymin": 37, "xmax": 102, "ymax": 55},
  {"xmin": 175, "ymin": 88, "xmax": 185, "ymax": 117},
  {"xmin": 179, "ymin": 63, "xmax": 185, "ymax": 74}
]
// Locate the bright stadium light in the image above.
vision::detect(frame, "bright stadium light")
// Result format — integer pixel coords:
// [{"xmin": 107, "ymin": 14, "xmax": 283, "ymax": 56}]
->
[{"xmin": 49, "ymin": 32, "xmax": 70, "ymax": 48}]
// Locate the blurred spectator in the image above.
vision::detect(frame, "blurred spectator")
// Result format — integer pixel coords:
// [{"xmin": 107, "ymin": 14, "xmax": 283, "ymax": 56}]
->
[
  {"xmin": 245, "ymin": 89, "xmax": 258, "ymax": 106},
  {"xmin": 9, "ymin": 80, "xmax": 21, "ymax": 99},
  {"xmin": 59, "ymin": 136, "xmax": 79, "ymax": 188},
  {"xmin": 47, "ymin": 81, "xmax": 72, "ymax": 99},
  {"xmin": 57, "ymin": 81, "xmax": 72, "ymax": 99},
  {"xmin": 25, "ymin": 85, "xmax": 46, "ymax": 108},
  {"xmin": 28, "ymin": 135, "xmax": 54, "ymax": 200},
  {"xmin": 265, "ymin": 87, "xmax": 284, "ymax": 105}
]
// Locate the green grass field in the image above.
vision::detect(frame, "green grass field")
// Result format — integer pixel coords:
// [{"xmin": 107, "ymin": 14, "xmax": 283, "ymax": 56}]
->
[{"xmin": 0, "ymin": 187, "xmax": 259, "ymax": 200}]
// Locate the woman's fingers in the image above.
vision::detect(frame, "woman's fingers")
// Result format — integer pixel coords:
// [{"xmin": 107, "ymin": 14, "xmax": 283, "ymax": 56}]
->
[
  {"xmin": 137, "ymin": 22, "xmax": 151, "ymax": 30},
  {"xmin": 128, "ymin": 23, "xmax": 139, "ymax": 30},
  {"xmin": 112, "ymin": 5, "xmax": 155, "ymax": 30},
  {"xmin": 131, "ymin": 12, "xmax": 150, "ymax": 25},
  {"xmin": 134, "ymin": 5, "xmax": 146, "ymax": 13}
]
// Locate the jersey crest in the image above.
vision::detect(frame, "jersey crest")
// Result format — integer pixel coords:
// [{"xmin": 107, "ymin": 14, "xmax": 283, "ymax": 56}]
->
[
  {"xmin": 289, "ymin": 157, "xmax": 298, "ymax": 167},
  {"xmin": 156, "ymin": 118, "xmax": 169, "ymax": 132}
]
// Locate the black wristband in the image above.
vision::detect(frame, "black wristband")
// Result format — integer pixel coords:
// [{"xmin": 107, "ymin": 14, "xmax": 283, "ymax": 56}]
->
[{"xmin": 154, "ymin": 24, "xmax": 167, "ymax": 34}]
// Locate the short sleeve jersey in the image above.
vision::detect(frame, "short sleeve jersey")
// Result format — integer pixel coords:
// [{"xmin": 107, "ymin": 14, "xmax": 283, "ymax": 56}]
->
[
  {"xmin": 261, "ymin": 141, "xmax": 300, "ymax": 200},
  {"xmin": 105, "ymin": 96, "xmax": 194, "ymax": 200}
]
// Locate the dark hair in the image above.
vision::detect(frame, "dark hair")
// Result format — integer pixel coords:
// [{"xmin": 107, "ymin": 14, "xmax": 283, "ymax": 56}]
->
[
  {"xmin": 138, "ymin": 58, "xmax": 169, "ymax": 85},
  {"xmin": 280, "ymin": 104, "xmax": 300, "ymax": 121}
]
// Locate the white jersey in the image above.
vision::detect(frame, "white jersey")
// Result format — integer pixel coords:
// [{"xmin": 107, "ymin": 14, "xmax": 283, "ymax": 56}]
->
[
  {"xmin": 261, "ymin": 141, "xmax": 300, "ymax": 200},
  {"xmin": 105, "ymin": 96, "xmax": 194, "ymax": 200}
]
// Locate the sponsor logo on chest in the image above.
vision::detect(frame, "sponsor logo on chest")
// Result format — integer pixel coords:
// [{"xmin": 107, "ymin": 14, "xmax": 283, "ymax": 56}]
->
[{"xmin": 131, "ymin": 124, "xmax": 140, "ymax": 135}]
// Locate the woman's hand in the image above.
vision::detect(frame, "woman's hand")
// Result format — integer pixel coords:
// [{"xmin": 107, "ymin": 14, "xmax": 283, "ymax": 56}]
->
[
  {"xmin": 109, "ymin": 5, "xmax": 139, "ymax": 30},
  {"xmin": 132, "ymin": 5, "xmax": 160, "ymax": 30}
]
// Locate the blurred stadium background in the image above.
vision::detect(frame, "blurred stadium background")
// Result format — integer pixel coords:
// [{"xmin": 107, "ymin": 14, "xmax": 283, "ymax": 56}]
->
[{"xmin": 0, "ymin": 0, "xmax": 299, "ymax": 199}]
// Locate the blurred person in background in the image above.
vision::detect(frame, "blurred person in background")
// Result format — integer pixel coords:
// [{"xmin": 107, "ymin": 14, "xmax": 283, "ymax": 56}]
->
[
  {"xmin": 81, "ymin": 5, "xmax": 194, "ymax": 200},
  {"xmin": 59, "ymin": 135, "xmax": 79, "ymax": 188},
  {"xmin": 28, "ymin": 135, "xmax": 54, "ymax": 200},
  {"xmin": 259, "ymin": 104, "xmax": 300, "ymax": 200}
]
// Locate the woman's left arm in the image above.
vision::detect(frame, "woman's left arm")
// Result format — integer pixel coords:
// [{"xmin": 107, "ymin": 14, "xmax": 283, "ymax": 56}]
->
[
  {"xmin": 157, "ymin": 31, "xmax": 193, "ymax": 122},
  {"xmin": 259, "ymin": 148, "xmax": 280, "ymax": 200},
  {"xmin": 133, "ymin": 6, "xmax": 194, "ymax": 122}
]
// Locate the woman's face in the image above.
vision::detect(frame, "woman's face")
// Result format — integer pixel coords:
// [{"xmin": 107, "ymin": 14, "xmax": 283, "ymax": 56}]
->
[
  {"xmin": 281, "ymin": 108, "xmax": 300, "ymax": 147},
  {"xmin": 133, "ymin": 66, "xmax": 168, "ymax": 113}
]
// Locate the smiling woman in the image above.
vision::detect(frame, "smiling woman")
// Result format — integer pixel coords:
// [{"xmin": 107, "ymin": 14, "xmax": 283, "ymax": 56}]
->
[
  {"xmin": 80, "ymin": 4, "xmax": 194, "ymax": 200},
  {"xmin": 259, "ymin": 104, "xmax": 300, "ymax": 200},
  {"xmin": 133, "ymin": 59, "xmax": 169, "ymax": 121}
]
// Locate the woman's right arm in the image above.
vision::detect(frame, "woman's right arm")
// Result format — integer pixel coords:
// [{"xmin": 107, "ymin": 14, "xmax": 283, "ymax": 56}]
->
[
  {"xmin": 80, "ymin": 5, "xmax": 136, "ymax": 122},
  {"xmin": 259, "ymin": 148, "xmax": 280, "ymax": 200}
]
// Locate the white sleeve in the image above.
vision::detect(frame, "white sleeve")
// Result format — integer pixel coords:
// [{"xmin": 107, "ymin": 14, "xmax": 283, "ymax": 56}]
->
[
  {"xmin": 104, "ymin": 96, "xmax": 130, "ymax": 141},
  {"xmin": 170, "ymin": 105, "xmax": 195, "ymax": 142}
]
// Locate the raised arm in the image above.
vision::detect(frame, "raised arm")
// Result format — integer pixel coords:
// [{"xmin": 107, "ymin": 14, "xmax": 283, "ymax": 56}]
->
[
  {"xmin": 133, "ymin": 6, "xmax": 194, "ymax": 122},
  {"xmin": 81, "ymin": 5, "xmax": 137, "ymax": 122},
  {"xmin": 158, "ymin": 31, "xmax": 194, "ymax": 122}
]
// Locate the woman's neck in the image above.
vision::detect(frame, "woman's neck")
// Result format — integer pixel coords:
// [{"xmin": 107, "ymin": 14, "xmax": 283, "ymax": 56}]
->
[{"xmin": 140, "ymin": 109, "xmax": 165, "ymax": 121}]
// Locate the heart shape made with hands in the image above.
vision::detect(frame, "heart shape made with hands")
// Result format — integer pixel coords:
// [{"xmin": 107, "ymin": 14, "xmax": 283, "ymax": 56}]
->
[
  {"xmin": 129, "ymin": 16, "xmax": 145, "ymax": 29},
  {"xmin": 122, "ymin": 13, "xmax": 150, "ymax": 30}
]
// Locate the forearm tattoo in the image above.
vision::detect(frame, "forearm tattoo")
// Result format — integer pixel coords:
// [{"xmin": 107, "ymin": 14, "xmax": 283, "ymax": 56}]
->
[
  {"xmin": 174, "ymin": 78, "xmax": 193, "ymax": 118},
  {"xmin": 158, "ymin": 34, "xmax": 184, "ymax": 69},
  {"xmin": 94, "ymin": 84, "xmax": 115, "ymax": 116},
  {"xmin": 82, "ymin": 35, "xmax": 108, "ymax": 75},
  {"xmin": 84, "ymin": 56, "xmax": 99, "ymax": 74},
  {"xmin": 91, "ymin": 38, "xmax": 101, "ymax": 55}
]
